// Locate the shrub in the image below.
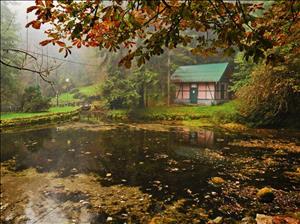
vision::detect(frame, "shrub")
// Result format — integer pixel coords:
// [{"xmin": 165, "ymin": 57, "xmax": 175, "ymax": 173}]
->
[
  {"xmin": 236, "ymin": 61, "xmax": 300, "ymax": 127},
  {"xmin": 22, "ymin": 86, "xmax": 51, "ymax": 112},
  {"xmin": 102, "ymin": 71, "xmax": 140, "ymax": 109}
]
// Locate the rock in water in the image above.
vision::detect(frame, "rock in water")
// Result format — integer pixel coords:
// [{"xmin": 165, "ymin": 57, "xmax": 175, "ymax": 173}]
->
[
  {"xmin": 257, "ymin": 187, "xmax": 275, "ymax": 203},
  {"xmin": 208, "ymin": 216, "xmax": 223, "ymax": 224},
  {"xmin": 241, "ymin": 216, "xmax": 256, "ymax": 224},
  {"xmin": 210, "ymin": 177, "xmax": 225, "ymax": 185},
  {"xmin": 256, "ymin": 214, "xmax": 273, "ymax": 224},
  {"xmin": 213, "ymin": 216, "xmax": 223, "ymax": 224}
]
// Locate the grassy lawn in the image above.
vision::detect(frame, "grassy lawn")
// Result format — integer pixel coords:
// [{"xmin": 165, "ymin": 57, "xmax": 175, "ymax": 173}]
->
[
  {"xmin": 52, "ymin": 93, "xmax": 80, "ymax": 104},
  {"xmin": 78, "ymin": 84, "xmax": 100, "ymax": 96},
  {"xmin": 106, "ymin": 101, "xmax": 238, "ymax": 123},
  {"xmin": 0, "ymin": 107, "xmax": 79, "ymax": 120},
  {"xmin": 51, "ymin": 84, "xmax": 101, "ymax": 104},
  {"xmin": 138, "ymin": 101, "xmax": 236, "ymax": 117},
  {"xmin": 134, "ymin": 101, "xmax": 237, "ymax": 120}
]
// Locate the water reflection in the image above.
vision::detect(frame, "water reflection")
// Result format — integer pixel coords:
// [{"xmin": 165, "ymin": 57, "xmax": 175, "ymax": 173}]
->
[
  {"xmin": 1, "ymin": 124, "xmax": 299, "ymax": 223},
  {"xmin": 174, "ymin": 129, "xmax": 215, "ymax": 147}
]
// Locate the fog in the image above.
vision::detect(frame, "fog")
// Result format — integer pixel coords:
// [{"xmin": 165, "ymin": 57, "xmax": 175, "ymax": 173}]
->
[
  {"xmin": 8, "ymin": 1, "xmax": 82, "ymax": 58},
  {"xmin": 3, "ymin": 1, "xmax": 103, "ymax": 89}
]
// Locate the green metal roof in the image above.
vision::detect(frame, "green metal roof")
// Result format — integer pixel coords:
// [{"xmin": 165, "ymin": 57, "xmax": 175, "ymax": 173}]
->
[{"xmin": 171, "ymin": 62, "xmax": 229, "ymax": 83}]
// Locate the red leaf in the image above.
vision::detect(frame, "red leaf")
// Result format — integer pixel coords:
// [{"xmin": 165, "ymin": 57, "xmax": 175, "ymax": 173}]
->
[
  {"xmin": 45, "ymin": 0, "xmax": 54, "ymax": 7},
  {"xmin": 27, "ymin": 6, "xmax": 39, "ymax": 13},
  {"xmin": 25, "ymin": 21, "xmax": 33, "ymax": 28},
  {"xmin": 35, "ymin": 0, "xmax": 44, "ymax": 6},
  {"xmin": 56, "ymin": 41, "xmax": 66, "ymax": 47},
  {"xmin": 32, "ymin": 21, "xmax": 41, "ymax": 29},
  {"xmin": 40, "ymin": 39, "xmax": 52, "ymax": 46}
]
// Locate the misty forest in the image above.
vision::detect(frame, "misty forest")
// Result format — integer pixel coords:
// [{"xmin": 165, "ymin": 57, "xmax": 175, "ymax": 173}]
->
[{"xmin": 0, "ymin": 0, "xmax": 299, "ymax": 223}]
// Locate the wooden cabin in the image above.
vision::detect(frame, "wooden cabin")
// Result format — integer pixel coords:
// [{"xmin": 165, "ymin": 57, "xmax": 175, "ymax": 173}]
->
[{"xmin": 171, "ymin": 62, "xmax": 232, "ymax": 105}]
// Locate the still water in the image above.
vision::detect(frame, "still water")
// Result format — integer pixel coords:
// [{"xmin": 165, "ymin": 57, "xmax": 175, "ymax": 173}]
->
[{"xmin": 1, "ymin": 122, "xmax": 299, "ymax": 223}]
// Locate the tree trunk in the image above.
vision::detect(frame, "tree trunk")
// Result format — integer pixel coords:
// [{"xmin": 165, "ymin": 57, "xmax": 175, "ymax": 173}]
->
[
  {"xmin": 139, "ymin": 84, "xmax": 145, "ymax": 108},
  {"xmin": 167, "ymin": 49, "xmax": 170, "ymax": 106},
  {"xmin": 145, "ymin": 86, "xmax": 148, "ymax": 108},
  {"xmin": 56, "ymin": 92, "xmax": 59, "ymax": 107}
]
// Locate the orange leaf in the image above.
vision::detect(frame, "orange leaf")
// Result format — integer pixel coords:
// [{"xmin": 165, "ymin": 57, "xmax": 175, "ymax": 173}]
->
[
  {"xmin": 27, "ymin": 6, "xmax": 39, "ymax": 13},
  {"xmin": 40, "ymin": 39, "xmax": 52, "ymax": 46},
  {"xmin": 32, "ymin": 21, "xmax": 41, "ymax": 29},
  {"xmin": 25, "ymin": 21, "xmax": 33, "ymax": 28},
  {"xmin": 56, "ymin": 41, "xmax": 66, "ymax": 47},
  {"xmin": 35, "ymin": 0, "xmax": 44, "ymax": 6}
]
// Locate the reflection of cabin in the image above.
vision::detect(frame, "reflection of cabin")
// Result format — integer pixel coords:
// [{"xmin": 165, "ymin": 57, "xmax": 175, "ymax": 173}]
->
[
  {"xmin": 171, "ymin": 62, "xmax": 232, "ymax": 105},
  {"xmin": 177, "ymin": 129, "xmax": 215, "ymax": 148}
]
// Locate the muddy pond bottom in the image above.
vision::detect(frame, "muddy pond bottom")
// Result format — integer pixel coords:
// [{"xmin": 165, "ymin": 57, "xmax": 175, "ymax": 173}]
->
[{"xmin": 1, "ymin": 122, "xmax": 300, "ymax": 223}]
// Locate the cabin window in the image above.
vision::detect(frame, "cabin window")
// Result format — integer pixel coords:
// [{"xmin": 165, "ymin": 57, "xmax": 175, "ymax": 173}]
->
[{"xmin": 221, "ymin": 84, "xmax": 225, "ymax": 99}]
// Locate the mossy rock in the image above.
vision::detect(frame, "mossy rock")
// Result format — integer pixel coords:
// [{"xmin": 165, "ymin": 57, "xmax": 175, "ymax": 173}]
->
[
  {"xmin": 208, "ymin": 216, "xmax": 223, "ymax": 224},
  {"xmin": 257, "ymin": 187, "xmax": 275, "ymax": 203},
  {"xmin": 210, "ymin": 177, "xmax": 225, "ymax": 185}
]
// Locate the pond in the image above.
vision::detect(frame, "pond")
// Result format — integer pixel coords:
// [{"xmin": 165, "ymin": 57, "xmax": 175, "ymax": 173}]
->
[{"xmin": 0, "ymin": 121, "xmax": 299, "ymax": 223}]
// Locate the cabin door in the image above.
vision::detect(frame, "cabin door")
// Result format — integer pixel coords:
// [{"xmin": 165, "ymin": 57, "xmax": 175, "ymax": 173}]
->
[{"xmin": 190, "ymin": 84, "xmax": 198, "ymax": 104}]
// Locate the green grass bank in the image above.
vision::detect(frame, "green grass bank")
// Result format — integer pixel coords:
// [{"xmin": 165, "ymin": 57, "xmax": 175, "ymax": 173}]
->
[
  {"xmin": 52, "ymin": 84, "xmax": 101, "ymax": 105},
  {"xmin": 106, "ymin": 101, "xmax": 238, "ymax": 125},
  {"xmin": 0, "ymin": 107, "xmax": 80, "ymax": 129}
]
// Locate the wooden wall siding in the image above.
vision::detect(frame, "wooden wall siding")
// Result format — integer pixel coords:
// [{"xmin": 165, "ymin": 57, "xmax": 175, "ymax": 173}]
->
[
  {"xmin": 182, "ymin": 84, "xmax": 190, "ymax": 99},
  {"xmin": 206, "ymin": 83, "xmax": 215, "ymax": 100},
  {"xmin": 215, "ymin": 82, "xmax": 228, "ymax": 100},
  {"xmin": 198, "ymin": 83, "xmax": 206, "ymax": 99},
  {"xmin": 175, "ymin": 82, "xmax": 229, "ymax": 102},
  {"xmin": 197, "ymin": 83, "xmax": 215, "ymax": 100},
  {"xmin": 176, "ymin": 84, "xmax": 190, "ymax": 99}
]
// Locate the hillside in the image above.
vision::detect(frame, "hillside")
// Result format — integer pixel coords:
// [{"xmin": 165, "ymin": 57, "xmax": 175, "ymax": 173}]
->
[{"xmin": 52, "ymin": 84, "xmax": 101, "ymax": 105}]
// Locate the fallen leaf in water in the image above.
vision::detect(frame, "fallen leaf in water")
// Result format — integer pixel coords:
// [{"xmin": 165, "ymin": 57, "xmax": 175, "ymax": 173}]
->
[
  {"xmin": 54, "ymin": 183, "xmax": 64, "ymax": 189},
  {"xmin": 71, "ymin": 168, "xmax": 78, "ymax": 173}
]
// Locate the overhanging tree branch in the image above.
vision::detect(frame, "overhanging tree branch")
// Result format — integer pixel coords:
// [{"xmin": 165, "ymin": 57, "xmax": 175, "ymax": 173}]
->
[
  {"xmin": 0, "ymin": 59, "xmax": 59, "ymax": 85},
  {"xmin": 2, "ymin": 48, "xmax": 38, "ymax": 60}
]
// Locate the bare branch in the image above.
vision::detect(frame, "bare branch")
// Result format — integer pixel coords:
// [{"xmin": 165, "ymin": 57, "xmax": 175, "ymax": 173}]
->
[
  {"xmin": 162, "ymin": 0, "xmax": 172, "ymax": 9},
  {"xmin": 1, "ymin": 48, "xmax": 38, "ymax": 60}
]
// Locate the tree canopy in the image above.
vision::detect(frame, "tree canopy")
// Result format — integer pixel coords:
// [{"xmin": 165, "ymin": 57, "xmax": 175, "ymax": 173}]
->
[{"xmin": 27, "ymin": 0, "xmax": 299, "ymax": 67}]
